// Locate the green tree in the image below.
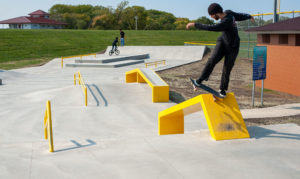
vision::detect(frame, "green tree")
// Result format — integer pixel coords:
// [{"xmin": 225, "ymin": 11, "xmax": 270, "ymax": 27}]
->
[
  {"xmin": 194, "ymin": 16, "xmax": 214, "ymax": 25},
  {"xmin": 145, "ymin": 10, "xmax": 176, "ymax": 30},
  {"xmin": 115, "ymin": 1, "xmax": 129, "ymax": 28},
  {"xmin": 174, "ymin": 18, "xmax": 190, "ymax": 30},
  {"xmin": 121, "ymin": 6, "xmax": 147, "ymax": 30}
]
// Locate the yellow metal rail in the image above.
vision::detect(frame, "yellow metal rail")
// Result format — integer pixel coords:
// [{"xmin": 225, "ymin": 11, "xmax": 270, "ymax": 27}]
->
[
  {"xmin": 74, "ymin": 71, "xmax": 88, "ymax": 106},
  {"xmin": 251, "ymin": 10, "xmax": 300, "ymax": 17},
  {"xmin": 145, "ymin": 60, "xmax": 166, "ymax": 68},
  {"xmin": 61, "ymin": 53, "xmax": 97, "ymax": 68},
  {"xmin": 184, "ymin": 42, "xmax": 216, "ymax": 46},
  {"xmin": 184, "ymin": 40, "xmax": 257, "ymax": 46},
  {"xmin": 44, "ymin": 100, "xmax": 54, "ymax": 152}
]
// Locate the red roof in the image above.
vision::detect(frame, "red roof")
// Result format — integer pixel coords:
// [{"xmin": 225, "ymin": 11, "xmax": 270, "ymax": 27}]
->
[
  {"xmin": 246, "ymin": 16, "xmax": 300, "ymax": 32},
  {"xmin": 0, "ymin": 16, "xmax": 67, "ymax": 25},
  {"xmin": 29, "ymin": 10, "xmax": 49, "ymax": 16}
]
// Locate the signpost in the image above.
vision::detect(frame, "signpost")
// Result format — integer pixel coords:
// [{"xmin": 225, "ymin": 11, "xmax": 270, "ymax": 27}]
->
[{"xmin": 252, "ymin": 46, "xmax": 267, "ymax": 107}]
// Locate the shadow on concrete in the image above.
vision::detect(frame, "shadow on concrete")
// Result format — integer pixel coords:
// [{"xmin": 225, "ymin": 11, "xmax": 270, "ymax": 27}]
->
[
  {"xmin": 86, "ymin": 84, "xmax": 108, "ymax": 107},
  {"xmin": 169, "ymin": 91, "xmax": 186, "ymax": 103},
  {"xmin": 287, "ymin": 106, "xmax": 300, "ymax": 110},
  {"xmin": 248, "ymin": 126, "xmax": 300, "ymax": 140},
  {"xmin": 55, "ymin": 139, "xmax": 96, "ymax": 153}
]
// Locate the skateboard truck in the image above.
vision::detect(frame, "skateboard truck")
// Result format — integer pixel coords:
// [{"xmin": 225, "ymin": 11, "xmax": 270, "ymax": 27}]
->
[{"xmin": 190, "ymin": 78, "xmax": 225, "ymax": 101}]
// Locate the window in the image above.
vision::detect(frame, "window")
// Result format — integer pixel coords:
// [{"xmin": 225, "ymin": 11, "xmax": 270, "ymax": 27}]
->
[
  {"xmin": 279, "ymin": 34, "xmax": 288, "ymax": 44},
  {"xmin": 262, "ymin": 34, "xmax": 270, "ymax": 44},
  {"xmin": 296, "ymin": 34, "xmax": 300, "ymax": 46}
]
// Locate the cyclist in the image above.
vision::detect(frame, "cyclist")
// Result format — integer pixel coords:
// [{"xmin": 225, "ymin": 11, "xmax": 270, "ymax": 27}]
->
[{"xmin": 111, "ymin": 37, "xmax": 119, "ymax": 52}]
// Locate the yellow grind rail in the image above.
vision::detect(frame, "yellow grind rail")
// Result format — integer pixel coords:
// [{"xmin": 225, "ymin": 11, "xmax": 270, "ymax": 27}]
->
[
  {"xmin": 126, "ymin": 68, "xmax": 169, "ymax": 103},
  {"xmin": 61, "ymin": 53, "xmax": 97, "ymax": 68},
  {"xmin": 74, "ymin": 71, "xmax": 88, "ymax": 106},
  {"xmin": 145, "ymin": 60, "xmax": 166, "ymax": 68},
  {"xmin": 252, "ymin": 10, "xmax": 300, "ymax": 17},
  {"xmin": 158, "ymin": 93, "xmax": 250, "ymax": 141},
  {"xmin": 184, "ymin": 42, "xmax": 216, "ymax": 46},
  {"xmin": 44, "ymin": 100, "xmax": 54, "ymax": 152}
]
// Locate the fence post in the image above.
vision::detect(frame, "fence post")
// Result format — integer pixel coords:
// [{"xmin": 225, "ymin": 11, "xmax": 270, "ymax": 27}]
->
[
  {"xmin": 74, "ymin": 74, "xmax": 76, "ymax": 85},
  {"xmin": 247, "ymin": 19, "xmax": 250, "ymax": 59},
  {"xmin": 44, "ymin": 100, "xmax": 54, "ymax": 152},
  {"xmin": 61, "ymin": 57, "xmax": 63, "ymax": 69},
  {"xmin": 78, "ymin": 73, "xmax": 81, "ymax": 85},
  {"xmin": 85, "ymin": 87, "xmax": 88, "ymax": 106}
]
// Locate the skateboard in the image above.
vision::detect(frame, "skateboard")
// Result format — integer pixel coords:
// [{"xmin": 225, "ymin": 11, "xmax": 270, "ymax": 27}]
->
[{"xmin": 190, "ymin": 78, "xmax": 225, "ymax": 99}]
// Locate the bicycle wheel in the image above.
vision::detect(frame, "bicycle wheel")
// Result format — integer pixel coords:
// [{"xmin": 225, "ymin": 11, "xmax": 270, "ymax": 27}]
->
[
  {"xmin": 109, "ymin": 50, "xmax": 113, "ymax": 56},
  {"xmin": 115, "ymin": 49, "xmax": 120, "ymax": 55}
]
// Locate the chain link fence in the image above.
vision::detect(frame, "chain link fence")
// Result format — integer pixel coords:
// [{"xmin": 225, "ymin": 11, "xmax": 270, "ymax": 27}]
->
[{"xmin": 185, "ymin": 11, "xmax": 300, "ymax": 59}]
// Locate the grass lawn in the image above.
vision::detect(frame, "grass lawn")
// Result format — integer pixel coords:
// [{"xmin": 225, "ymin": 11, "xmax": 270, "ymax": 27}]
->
[{"xmin": 0, "ymin": 29, "xmax": 220, "ymax": 69}]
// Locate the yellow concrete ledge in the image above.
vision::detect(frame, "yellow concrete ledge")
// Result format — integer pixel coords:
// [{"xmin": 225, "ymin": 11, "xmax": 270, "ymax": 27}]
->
[{"xmin": 126, "ymin": 68, "xmax": 169, "ymax": 103}]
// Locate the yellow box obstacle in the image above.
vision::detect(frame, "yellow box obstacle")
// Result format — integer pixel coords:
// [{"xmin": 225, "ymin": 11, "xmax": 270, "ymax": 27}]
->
[
  {"xmin": 126, "ymin": 68, "xmax": 169, "ymax": 103},
  {"xmin": 44, "ymin": 100, "xmax": 54, "ymax": 152},
  {"xmin": 158, "ymin": 93, "xmax": 250, "ymax": 141}
]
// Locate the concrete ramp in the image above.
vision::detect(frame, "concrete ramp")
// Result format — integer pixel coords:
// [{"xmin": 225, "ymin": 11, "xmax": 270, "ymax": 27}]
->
[{"xmin": 106, "ymin": 46, "xmax": 206, "ymax": 61}]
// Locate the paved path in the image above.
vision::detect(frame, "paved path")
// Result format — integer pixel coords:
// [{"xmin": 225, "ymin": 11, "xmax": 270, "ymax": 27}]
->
[{"xmin": 0, "ymin": 50, "xmax": 300, "ymax": 178}]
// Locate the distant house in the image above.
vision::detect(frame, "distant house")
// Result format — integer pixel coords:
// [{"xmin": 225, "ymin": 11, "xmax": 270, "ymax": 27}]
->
[
  {"xmin": 0, "ymin": 10, "xmax": 67, "ymax": 29},
  {"xmin": 247, "ymin": 17, "xmax": 300, "ymax": 96}
]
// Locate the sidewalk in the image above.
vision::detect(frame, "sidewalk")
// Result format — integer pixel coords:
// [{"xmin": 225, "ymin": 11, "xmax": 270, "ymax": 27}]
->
[{"xmin": 242, "ymin": 103, "xmax": 300, "ymax": 119}]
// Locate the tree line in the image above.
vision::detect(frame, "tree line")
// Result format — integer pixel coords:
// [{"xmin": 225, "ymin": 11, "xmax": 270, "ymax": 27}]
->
[{"xmin": 49, "ymin": 1, "xmax": 214, "ymax": 30}]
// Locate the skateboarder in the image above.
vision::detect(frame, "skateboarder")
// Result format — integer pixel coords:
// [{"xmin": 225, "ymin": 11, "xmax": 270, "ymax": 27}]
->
[{"xmin": 186, "ymin": 3, "xmax": 254, "ymax": 97}]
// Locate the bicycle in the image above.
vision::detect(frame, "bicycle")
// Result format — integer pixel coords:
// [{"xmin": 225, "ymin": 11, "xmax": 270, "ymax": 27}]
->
[{"xmin": 109, "ymin": 46, "xmax": 120, "ymax": 56}]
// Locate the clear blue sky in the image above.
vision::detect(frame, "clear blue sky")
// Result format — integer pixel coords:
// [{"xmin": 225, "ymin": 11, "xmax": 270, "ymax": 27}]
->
[{"xmin": 1, "ymin": 0, "xmax": 300, "ymax": 20}]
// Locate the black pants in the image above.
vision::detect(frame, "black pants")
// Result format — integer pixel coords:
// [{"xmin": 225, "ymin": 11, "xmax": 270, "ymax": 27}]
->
[
  {"xmin": 197, "ymin": 39, "xmax": 239, "ymax": 91},
  {"xmin": 112, "ymin": 45, "xmax": 117, "ymax": 51}
]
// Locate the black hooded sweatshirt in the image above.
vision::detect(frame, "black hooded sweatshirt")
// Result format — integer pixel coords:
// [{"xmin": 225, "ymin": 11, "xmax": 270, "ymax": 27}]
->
[{"xmin": 195, "ymin": 10, "xmax": 251, "ymax": 49}]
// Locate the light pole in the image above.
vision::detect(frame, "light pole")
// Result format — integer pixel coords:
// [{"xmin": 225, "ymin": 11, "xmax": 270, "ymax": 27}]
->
[{"xmin": 135, "ymin": 16, "xmax": 138, "ymax": 30}]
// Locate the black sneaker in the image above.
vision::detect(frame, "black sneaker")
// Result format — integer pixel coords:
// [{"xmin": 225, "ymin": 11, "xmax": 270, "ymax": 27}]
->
[
  {"xmin": 218, "ymin": 89, "xmax": 226, "ymax": 98},
  {"xmin": 190, "ymin": 78, "xmax": 202, "ymax": 87}
]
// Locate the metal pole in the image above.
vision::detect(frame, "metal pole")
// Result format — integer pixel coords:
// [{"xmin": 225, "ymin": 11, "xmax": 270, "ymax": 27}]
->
[
  {"xmin": 293, "ymin": 10, "xmax": 295, "ymax": 18},
  {"xmin": 252, "ymin": 81, "xmax": 255, "ymax": 107},
  {"xmin": 247, "ymin": 19, "xmax": 250, "ymax": 59},
  {"xmin": 261, "ymin": 80, "xmax": 264, "ymax": 106},
  {"xmin": 135, "ymin": 16, "xmax": 138, "ymax": 30},
  {"xmin": 258, "ymin": 12, "xmax": 260, "ymax": 26},
  {"xmin": 274, "ymin": 0, "xmax": 278, "ymax": 23}
]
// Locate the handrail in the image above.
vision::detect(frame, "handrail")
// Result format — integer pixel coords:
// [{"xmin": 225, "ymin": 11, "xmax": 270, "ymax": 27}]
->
[
  {"xmin": 145, "ymin": 60, "xmax": 166, "ymax": 68},
  {"xmin": 44, "ymin": 100, "xmax": 54, "ymax": 152},
  {"xmin": 251, "ymin": 10, "xmax": 300, "ymax": 17},
  {"xmin": 184, "ymin": 42, "xmax": 216, "ymax": 46},
  {"xmin": 61, "ymin": 53, "xmax": 97, "ymax": 68},
  {"xmin": 74, "ymin": 71, "xmax": 88, "ymax": 106}
]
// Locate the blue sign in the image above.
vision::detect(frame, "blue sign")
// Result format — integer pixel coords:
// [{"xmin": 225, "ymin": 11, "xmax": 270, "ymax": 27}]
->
[{"xmin": 253, "ymin": 46, "xmax": 267, "ymax": 81}]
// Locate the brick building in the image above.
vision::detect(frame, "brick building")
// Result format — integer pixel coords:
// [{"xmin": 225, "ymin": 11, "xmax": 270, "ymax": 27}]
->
[{"xmin": 247, "ymin": 17, "xmax": 300, "ymax": 96}]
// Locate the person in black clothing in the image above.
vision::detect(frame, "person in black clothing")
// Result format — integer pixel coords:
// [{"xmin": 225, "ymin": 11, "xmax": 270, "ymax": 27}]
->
[
  {"xmin": 112, "ymin": 37, "xmax": 119, "ymax": 52},
  {"xmin": 186, "ymin": 3, "xmax": 254, "ymax": 97},
  {"xmin": 120, "ymin": 29, "xmax": 125, "ymax": 46}
]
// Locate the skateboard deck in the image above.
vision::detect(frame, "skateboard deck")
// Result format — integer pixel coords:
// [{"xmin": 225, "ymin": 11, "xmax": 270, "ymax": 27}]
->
[{"xmin": 190, "ymin": 78, "xmax": 225, "ymax": 99}]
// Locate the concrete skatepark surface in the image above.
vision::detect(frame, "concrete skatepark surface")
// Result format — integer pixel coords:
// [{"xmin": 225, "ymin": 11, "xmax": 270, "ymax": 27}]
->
[{"xmin": 0, "ymin": 46, "xmax": 300, "ymax": 178}]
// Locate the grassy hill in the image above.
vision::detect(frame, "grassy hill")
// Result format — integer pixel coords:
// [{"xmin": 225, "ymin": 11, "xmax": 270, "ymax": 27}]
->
[{"xmin": 0, "ymin": 29, "xmax": 221, "ymax": 69}]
